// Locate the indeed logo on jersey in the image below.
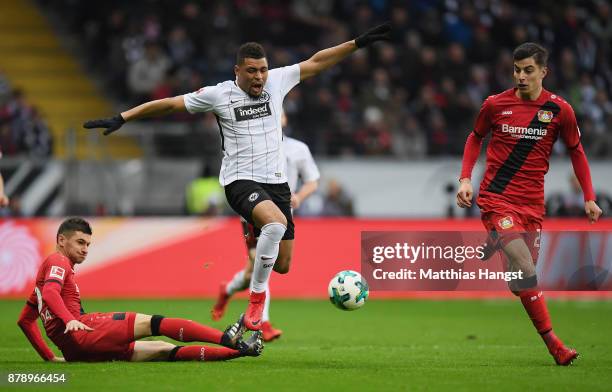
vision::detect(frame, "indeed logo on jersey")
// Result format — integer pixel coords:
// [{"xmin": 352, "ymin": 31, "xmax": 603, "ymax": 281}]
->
[
  {"xmin": 501, "ymin": 123, "xmax": 547, "ymax": 140},
  {"xmin": 234, "ymin": 103, "xmax": 272, "ymax": 121}
]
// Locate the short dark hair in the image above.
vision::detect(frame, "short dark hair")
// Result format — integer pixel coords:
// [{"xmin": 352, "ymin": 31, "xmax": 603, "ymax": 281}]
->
[
  {"xmin": 57, "ymin": 217, "xmax": 92, "ymax": 241},
  {"xmin": 236, "ymin": 42, "xmax": 266, "ymax": 65},
  {"xmin": 513, "ymin": 42, "xmax": 548, "ymax": 67}
]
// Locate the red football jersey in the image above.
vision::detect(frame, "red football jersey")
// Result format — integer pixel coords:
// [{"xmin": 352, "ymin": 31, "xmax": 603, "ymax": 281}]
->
[
  {"xmin": 474, "ymin": 88, "xmax": 580, "ymax": 207},
  {"xmin": 27, "ymin": 252, "xmax": 83, "ymax": 347}
]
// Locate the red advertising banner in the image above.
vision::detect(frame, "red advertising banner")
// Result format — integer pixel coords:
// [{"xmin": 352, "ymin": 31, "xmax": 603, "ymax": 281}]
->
[{"xmin": 1, "ymin": 218, "xmax": 611, "ymax": 298}]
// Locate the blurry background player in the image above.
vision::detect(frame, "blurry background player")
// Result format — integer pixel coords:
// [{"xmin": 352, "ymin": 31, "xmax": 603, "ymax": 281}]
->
[
  {"xmin": 17, "ymin": 217, "xmax": 263, "ymax": 362},
  {"xmin": 211, "ymin": 112, "xmax": 320, "ymax": 341},
  {"xmin": 83, "ymin": 23, "xmax": 391, "ymax": 331},
  {"xmin": 457, "ymin": 42, "xmax": 603, "ymax": 366},
  {"xmin": 0, "ymin": 173, "xmax": 8, "ymax": 208},
  {"xmin": 0, "ymin": 149, "xmax": 8, "ymax": 208}
]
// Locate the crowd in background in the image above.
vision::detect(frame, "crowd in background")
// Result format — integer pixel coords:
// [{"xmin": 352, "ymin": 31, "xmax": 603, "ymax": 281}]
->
[
  {"xmin": 36, "ymin": 0, "xmax": 612, "ymax": 158},
  {"xmin": 0, "ymin": 73, "xmax": 52, "ymax": 158}
]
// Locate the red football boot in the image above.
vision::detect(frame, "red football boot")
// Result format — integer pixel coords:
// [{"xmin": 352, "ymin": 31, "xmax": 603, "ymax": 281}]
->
[
  {"xmin": 211, "ymin": 282, "xmax": 230, "ymax": 321},
  {"xmin": 261, "ymin": 321, "xmax": 283, "ymax": 342},
  {"xmin": 551, "ymin": 345, "xmax": 579, "ymax": 366},
  {"xmin": 244, "ymin": 291, "xmax": 266, "ymax": 330}
]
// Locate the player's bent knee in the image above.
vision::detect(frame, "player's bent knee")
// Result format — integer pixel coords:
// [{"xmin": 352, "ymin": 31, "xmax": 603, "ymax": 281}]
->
[
  {"xmin": 133, "ymin": 313, "xmax": 154, "ymax": 339},
  {"xmin": 273, "ymin": 263, "xmax": 290, "ymax": 274},
  {"xmin": 131, "ymin": 340, "xmax": 175, "ymax": 362},
  {"xmin": 253, "ymin": 201, "xmax": 287, "ymax": 227},
  {"xmin": 150, "ymin": 314, "xmax": 165, "ymax": 336},
  {"xmin": 273, "ymin": 254, "xmax": 291, "ymax": 274},
  {"xmin": 260, "ymin": 222, "xmax": 286, "ymax": 243}
]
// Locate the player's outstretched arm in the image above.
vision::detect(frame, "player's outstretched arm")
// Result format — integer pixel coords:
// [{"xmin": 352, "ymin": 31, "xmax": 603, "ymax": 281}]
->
[
  {"xmin": 568, "ymin": 144, "xmax": 602, "ymax": 223},
  {"xmin": 299, "ymin": 22, "xmax": 391, "ymax": 81},
  {"xmin": 17, "ymin": 303, "xmax": 56, "ymax": 361},
  {"xmin": 83, "ymin": 96, "xmax": 187, "ymax": 136},
  {"xmin": 457, "ymin": 131, "xmax": 484, "ymax": 208}
]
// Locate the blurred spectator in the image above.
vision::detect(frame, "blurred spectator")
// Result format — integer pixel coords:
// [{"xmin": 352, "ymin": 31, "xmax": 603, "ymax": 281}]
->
[
  {"xmin": 552, "ymin": 174, "xmax": 587, "ymax": 217},
  {"xmin": 0, "ymin": 84, "xmax": 52, "ymax": 157},
  {"xmin": 547, "ymin": 174, "xmax": 612, "ymax": 218},
  {"xmin": 0, "ymin": 193, "xmax": 22, "ymax": 218},
  {"xmin": 0, "ymin": 164, "xmax": 9, "ymax": 209},
  {"xmin": 184, "ymin": 165, "xmax": 226, "ymax": 216},
  {"xmin": 321, "ymin": 179, "xmax": 354, "ymax": 216},
  {"xmin": 127, "ymin": 41, "xmax": 171, "ymax": 103}
]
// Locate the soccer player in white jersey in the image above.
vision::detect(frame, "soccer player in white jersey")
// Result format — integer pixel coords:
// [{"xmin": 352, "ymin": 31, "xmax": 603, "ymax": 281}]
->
[
  {"xmin": 211, "ymin": 112, "xmax": 320, "ymax": 341},
  {"xmin": 84, "ymin": 23, "xmax": 391, "ymax": 331}
]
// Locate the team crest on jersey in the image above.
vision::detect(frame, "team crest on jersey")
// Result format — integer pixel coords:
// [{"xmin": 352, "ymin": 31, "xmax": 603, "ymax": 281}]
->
[
  {"xmin": 537, "ymin": 110, "xmax": 553, "ymax": 123},
  {"xmin": 498, "ymin": 216, "xmax": 514, "ymax": 230},
  {"xmin": 49, "ymin": 266, "xmax": 65, "ymax": 280},
  {"xmin": 248, "ymin": 192, "xmax": 259, "ymax": 202},
  {"xmin": 258, "ymin": 91, "xmax": 270, "ymax": 102}
]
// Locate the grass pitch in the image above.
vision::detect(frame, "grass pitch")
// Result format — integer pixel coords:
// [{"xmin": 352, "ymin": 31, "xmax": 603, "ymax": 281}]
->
[{"xmin": 1, "ymin": 298, "xmax": 611, "ymax": 391}]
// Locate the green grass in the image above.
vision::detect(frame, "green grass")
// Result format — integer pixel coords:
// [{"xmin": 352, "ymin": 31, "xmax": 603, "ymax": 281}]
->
[{"xmin": 1, "ymin": 298, "xmax": 611, "ymax": 391}]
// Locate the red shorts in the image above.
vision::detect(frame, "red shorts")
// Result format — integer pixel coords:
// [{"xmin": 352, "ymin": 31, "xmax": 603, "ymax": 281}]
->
[
  {"xmin": 61, "ymin": 312, "xmax": 136, "ymax": 362},
  {"xmin": 478, "ymin": 196, "xmax": 543, "ymax": 262}
]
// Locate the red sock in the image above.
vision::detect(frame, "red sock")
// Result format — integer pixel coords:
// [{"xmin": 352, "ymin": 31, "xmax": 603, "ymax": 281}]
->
[
  {"xmin": 519, "ymin": 290, "xmax": 553, "ymax": 335},
  {"xmin": 159, "ymin": 318, "xmax": 222, "ymax": 344},
  {"xmin": 541, "ymin": 330, "xmax": 563, "ymax": 353},
  {"xmin": 173, "ymin": 346, "xmax": 240, "ymax": 361}
]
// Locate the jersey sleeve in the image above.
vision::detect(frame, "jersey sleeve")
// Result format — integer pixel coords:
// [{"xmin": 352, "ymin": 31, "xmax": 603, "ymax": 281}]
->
[
  {"xmin": 269, "ymin": 64, "xmax": 301, "ymax": 98},
  {"xmin": 560, "ymin": 104, "xmax": 581, "ymax": 149},
  {"xmin": 17, "ymin": 303, "xmax": 55, "ymax": 361},
  {"xmin": 473, "ymin": 96, "xmax": 494, "ymax": 138},
  {"xmin": 40, "ymin": 255, "xmax": 76, "ymax": 324},
  {"xmin": 41, "ymin": 256, "xmax": 70, "ymax": 287},
  {"xmin": 297, "ymin": 143, "xmax": 320, "ymax": 183},
  {"xmin": 183, "ymin": 85, "xmax": 219, "ymax": 114}
]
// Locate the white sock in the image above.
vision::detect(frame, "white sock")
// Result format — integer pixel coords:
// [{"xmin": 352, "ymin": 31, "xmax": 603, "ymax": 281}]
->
[
  {"xmin": 226, "ymin": 269, "xmax": 249, "ymax": 295},
  {"xmin": 251, "ymin": 222, "xmax": 285, "ymax": 293},
  {"xmin": 262, "ymin": 284, "xmax": 271, "ymax": 322}
]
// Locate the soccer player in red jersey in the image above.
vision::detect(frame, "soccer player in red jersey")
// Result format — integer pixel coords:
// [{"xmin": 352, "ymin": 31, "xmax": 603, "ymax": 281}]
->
[
  {"xmin": 17, "ymin": 217, "xmax": 262, "ymax": 362},
  {"xmin": 457, "ymin": 42, "xmax": 602, "ymax": 366}
]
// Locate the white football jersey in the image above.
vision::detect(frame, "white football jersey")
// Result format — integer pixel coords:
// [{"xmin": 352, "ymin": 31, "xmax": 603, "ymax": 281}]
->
[
  {"xmin": 183, "ymin": 64, "xmax": 300, "ymax": 186},
  {"xmin": 283, "ymin": 136, "xmax": 320, "ymax": 192}
]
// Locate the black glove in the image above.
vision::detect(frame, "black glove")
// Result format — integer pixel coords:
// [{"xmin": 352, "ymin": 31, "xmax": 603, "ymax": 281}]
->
[
  {"xmin": 355, "ymin": 22, "xmax": 392, "ymax": 48},
  {"xmin": 83, "ymin": 114, "xmax": 125, "ymax": 136}
]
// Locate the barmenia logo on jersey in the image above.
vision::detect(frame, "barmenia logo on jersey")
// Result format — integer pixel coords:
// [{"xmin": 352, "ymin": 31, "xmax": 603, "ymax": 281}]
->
[
  {"xmin": 501, "ymin": 123, "xmax": 547, "ymax": 140},
  {"xmin": 234, "ymin": 103, "xmax": 272, "ymax": 121}
]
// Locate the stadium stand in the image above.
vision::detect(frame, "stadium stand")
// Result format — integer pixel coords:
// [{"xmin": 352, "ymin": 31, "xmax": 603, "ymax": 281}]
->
[{"xmin": 34, "ymin": 0, "xmax": 612, "ymax": 158}]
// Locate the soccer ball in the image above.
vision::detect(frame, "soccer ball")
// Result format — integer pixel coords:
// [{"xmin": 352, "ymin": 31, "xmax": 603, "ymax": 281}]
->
[{"xmin": 328, "ymin": 270, "xmax": 369, "ymax": 311}]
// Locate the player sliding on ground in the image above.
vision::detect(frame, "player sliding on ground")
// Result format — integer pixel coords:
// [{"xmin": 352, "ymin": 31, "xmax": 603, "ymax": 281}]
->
[
  {"xmin": 211, "ymin": 112, "xmax": 320, "ymax": 341},
  {"xmin": 83, "ymin": 23, "xmax": 391, "ymax": 331},
  {"xmin": 457, "ymin": 42, "xmax": 603, "ymax": 365},
  {"xmin": 17, "ymin": 217, "xmax": 262, "ymax": 362}
]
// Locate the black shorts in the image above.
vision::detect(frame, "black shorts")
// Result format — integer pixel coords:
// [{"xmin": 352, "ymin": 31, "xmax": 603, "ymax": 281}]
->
[{"xmin": 225, "ymin": 180, "xmax": 294, "ymax": 240}]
